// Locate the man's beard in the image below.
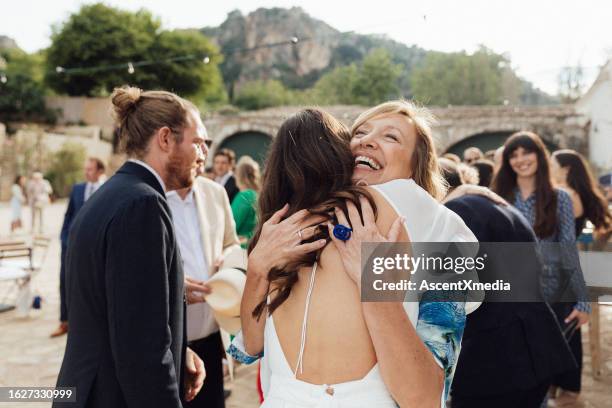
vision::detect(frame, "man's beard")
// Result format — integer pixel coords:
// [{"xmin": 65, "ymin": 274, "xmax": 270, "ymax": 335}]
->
[{"xmin": 165, "ymin": 148, "xmax": 195, "ymax": 191}]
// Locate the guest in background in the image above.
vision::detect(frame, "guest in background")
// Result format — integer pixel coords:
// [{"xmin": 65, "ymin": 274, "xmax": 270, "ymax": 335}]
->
[
  {"xmin": 231, "ymin": 156, "xmax": 261, "ymax": 249},
  {"xmin": 458, "ymin": 163, "xmax": 479, "ymax": 185},
  {"xmin": 493, "ymin": 146, "xmax": 504, "ymax": 174},
  {"xmin": 484, "ymin": 149, "xmax": 496, "ymax": 161},
  {"xmin": 204, "ymin": 167, "xmax": 216, "ymax": 180},
  {"xmin": 10, "ymin": 175, "xmax": 26, "ymax": 233},
  {"xmin": 442, "ymin": 152, "xmax": 461, "ymax": 163},
  {"xmin": 441, "ymin": 159, "xmax": 575, "ymax": 408},
  {"xmin": 26, "ymin": 171, "xmax": 52, "ymax": 234},
  {"xmin": 168, "ymin": 167, "xmax": 241, "ymax": 408},
  {"xmin": 551, "ymin": 149, "xmax": 611, "ymax": 238},
  {"xmin": 463, "ymin": 146, "xmax": 484, "ymax": 164},
  {"xmin": 214, "ymin": 148, "xmax": 239, "ymax": 203},
  {"xmin": 472, "ymin": 159, "xmax": 495, "ymax": 187},
  {"xmin": 51, "ymin": 157, "xmax": 106, "ymax": 338},
  {"xmin": 492, "ymin": 131, "xmax": 590, "ymax": 407}
]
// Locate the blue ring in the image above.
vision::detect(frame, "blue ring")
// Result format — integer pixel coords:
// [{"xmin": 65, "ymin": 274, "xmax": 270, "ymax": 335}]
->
[{"xmin": 333, "ymin": 224, "xmax": 352, "ymax": 241}]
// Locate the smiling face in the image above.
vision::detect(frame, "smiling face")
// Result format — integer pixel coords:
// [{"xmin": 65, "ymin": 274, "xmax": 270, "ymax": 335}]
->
[
  {"xmin": 508, "ymin": 146, "xmax": 538, "ymax": 179},
  {"xmin": 350, "ymin": 113, "xmax": 418, "ymax": 186}
]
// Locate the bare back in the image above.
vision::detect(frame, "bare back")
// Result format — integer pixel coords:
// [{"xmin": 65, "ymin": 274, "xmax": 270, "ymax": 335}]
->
[{"xmin": 271, "ymin": 187, "xmax": 409, "ymax": 385}]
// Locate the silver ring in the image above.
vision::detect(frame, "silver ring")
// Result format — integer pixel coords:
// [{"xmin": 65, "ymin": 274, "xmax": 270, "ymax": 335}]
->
[{"xmin": 297, "ymin": 229, "xmax": 303, "ymax": 240}]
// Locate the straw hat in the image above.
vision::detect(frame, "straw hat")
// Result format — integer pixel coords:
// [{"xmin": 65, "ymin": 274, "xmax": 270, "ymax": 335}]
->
[{"xmin": 204, "ymin": 267, "xmax": 246, "ymax": 335}]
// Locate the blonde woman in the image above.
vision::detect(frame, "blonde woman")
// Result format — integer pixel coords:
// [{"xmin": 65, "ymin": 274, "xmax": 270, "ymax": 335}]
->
[{"xmin": 231, "ymin": 156, "xmax": 261, "ymax": 248}]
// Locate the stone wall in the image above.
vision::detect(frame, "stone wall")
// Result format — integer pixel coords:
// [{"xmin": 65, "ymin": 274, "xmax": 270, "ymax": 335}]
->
[{"xmin": 204, "ymin": 104, "xmax": 591, "ymax": 159}]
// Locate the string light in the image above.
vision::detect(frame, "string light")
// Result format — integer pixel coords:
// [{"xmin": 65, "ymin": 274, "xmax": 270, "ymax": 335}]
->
[
  {"xmin": 54, "ymin": 36, "xmax": 307, "ymax": 76},
  {"xmin": 0, "ymin": 74, "xmax": 7, "ymax": 84}
]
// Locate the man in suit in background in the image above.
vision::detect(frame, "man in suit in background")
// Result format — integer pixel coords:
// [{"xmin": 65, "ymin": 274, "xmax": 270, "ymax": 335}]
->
[
  {"xmin": 213, "ymin": 148, "xmax": 239, "ymax": 203},
  {"xmin": 168, "ymin": 169, "xmax": 242, "ymax": 407},
  {"xmin": 51, "ymin": 157, "xmax": 106, "ymax": 338},
  {"xmin": 439, "ymin": 159, "xmax": 575, "ymax": 408},
  {"xmin": 54, "ymin": 87, "xmax": 205, "ymax": 408}
]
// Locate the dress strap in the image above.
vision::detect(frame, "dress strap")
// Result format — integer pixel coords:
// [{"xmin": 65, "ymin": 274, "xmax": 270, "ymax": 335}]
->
[{"xmin": 294, "ymin": 262, "xmax": 318, "ymax": 377}]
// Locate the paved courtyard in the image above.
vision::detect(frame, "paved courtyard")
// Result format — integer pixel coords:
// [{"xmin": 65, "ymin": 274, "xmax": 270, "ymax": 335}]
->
[{"xmin": 0, "ymin": 201, "xmax": 610, "ymax": 407}]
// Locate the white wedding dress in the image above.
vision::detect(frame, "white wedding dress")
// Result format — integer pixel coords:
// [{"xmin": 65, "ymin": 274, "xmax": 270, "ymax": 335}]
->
[{"xmin": 229, "ymin": 178, "xmax": 479, "ymax": 408}]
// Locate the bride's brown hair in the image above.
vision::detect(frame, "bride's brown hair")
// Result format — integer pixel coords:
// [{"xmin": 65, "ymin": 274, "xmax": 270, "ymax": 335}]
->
[{"xmin": 249, "ymin": 109, "xmax": 376, "ymax": 319}]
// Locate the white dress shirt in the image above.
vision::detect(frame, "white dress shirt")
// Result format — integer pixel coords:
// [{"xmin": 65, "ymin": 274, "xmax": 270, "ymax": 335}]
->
[
  {"xmin": 166, "ymin": 189, "xmax": 219, "ymax": 341},
  {"xmin": 215, "ymin": 171, "xmax": 233, "ymax": 187},
  {"xmin": 84, "ymin": 179, "xmax": 104, "ymax": 201},
  {"xmin": 128, "ymin": 159, "xmax": 166, "ymax": 192}
]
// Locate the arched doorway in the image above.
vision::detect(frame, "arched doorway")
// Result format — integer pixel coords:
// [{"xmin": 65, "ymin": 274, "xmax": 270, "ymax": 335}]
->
[
  {"xmin": 218, "ymin": 131, "xmax": 272, "ymax": 165},
  {"xmin": 446, "ymin": 131, "xmax": 559, "ymax": 158}
]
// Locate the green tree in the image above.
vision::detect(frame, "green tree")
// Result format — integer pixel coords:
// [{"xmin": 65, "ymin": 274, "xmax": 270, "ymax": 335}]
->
[
  {"xmin": 311, "ymin": 64, "xmax": 359, "ymax": 104},
  {"xmin": 411, "ymin": 46, "xmax": 505, "ymax": 106},
  {"xmin": 45, "ymin": 3, "xmax": 226, "ymax": 99},
  {"xmin": 307, "ymin": 48, "xmax": 401, "ymax": 106},
  {"xmin": 234, "ymin": 80, "xmax": 291, "ymax": 110},
  {"xmin": 45, "ymin": 142, "xmax": 86, "ymax": 198},
  {"xmin": 0, "ymin": 49, "xmax": 54, "ymax": 122},
  {"xmin": 353, "ymin": 48, "xmax": 402, "ymax": 105}
]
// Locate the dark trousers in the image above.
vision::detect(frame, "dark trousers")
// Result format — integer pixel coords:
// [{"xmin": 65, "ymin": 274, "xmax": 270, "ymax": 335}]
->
[
  {"xmin": 451, "ymin": 382, "xmax": 550, "ymax": 408},
  {"xmin": 185, "ymin": 331, "xmax": 225, "ymax": 408},
  {"xmin": 59, "ymin": 245, "xmax": 67, "ymax": 322},
  {"xmin": 551, "ymin": 303, "xmax": 582, "ymax": 392}
]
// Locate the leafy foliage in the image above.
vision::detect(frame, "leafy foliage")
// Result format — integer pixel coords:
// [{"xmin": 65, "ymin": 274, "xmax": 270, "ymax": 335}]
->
[
  {"xmin": 234, "ymin": 80, "xmax": 291, "ymax": 110},
  {"xmin": 45, "ymin": 142, "xmax": 86, "ymax": 198},
  {"xmin": 44, "ymin": 3, "xmax": 226, "ymax": 101},
  {"xmin": 0, "ymin": 49, "xmax": 55, "ymax": 122}
]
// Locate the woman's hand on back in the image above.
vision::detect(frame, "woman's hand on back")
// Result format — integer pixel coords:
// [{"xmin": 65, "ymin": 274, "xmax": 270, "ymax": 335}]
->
[
  {"xmin": 248, "ymin": 204, "xmax": 327, "ymax": 278},
  {"xmin": 328, "ymin": 197, "xmax": 405, "ymax": 288}
]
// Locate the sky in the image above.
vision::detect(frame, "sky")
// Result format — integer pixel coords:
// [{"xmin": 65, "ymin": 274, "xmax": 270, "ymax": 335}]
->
[{"xmin": 2, "ymin": 0, "xmax": 611, "ymax": 95}]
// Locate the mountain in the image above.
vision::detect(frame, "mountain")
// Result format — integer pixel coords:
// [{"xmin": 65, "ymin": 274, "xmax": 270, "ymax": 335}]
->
[
  {"xmin": 0, "ymin": 35, "xmax": 20, "ymax": 51},
  {"xmin": 200, "ymin": 7, "xmax": 554, "ymax": 104},
  {"xmin": 201, "ymin": 7, "xmax": 427, "ymax": 96}
]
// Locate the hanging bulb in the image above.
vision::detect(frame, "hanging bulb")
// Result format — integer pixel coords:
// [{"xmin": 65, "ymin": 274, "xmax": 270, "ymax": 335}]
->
[
  {"xmin": 0, "ymin": 74, "xmax": 7, "ymax": 84},
  {"xmin": 202, "ymin": 56, "xmax": 210, "ymax": 64},
  {"xmin": 127, "ymin": 62, "xmax": 135, "ymax": 74},
  {"xmin": 56, "ymin": 66, "xmax": 65, "ymax": 73},
  {"xmin": 290, "ymin": 36, "xmax": 299, "ymax": 44}
]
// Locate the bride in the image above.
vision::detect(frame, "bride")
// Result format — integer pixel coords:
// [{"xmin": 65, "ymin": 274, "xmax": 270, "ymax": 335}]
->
[{"xmin": 230, "ymin": 102, "xmax": 480, "ymax": 407}]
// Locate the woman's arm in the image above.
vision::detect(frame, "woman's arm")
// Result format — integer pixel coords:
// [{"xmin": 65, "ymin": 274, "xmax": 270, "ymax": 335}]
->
[{"xmin": 329, "ymin": 198, "xmax": 444, "ymax": 407}]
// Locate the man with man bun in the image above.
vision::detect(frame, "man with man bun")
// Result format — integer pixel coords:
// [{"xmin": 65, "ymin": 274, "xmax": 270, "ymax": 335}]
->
[{"xmin": 54, "ymin": 87, "xmax": 206, "ymax": 408}]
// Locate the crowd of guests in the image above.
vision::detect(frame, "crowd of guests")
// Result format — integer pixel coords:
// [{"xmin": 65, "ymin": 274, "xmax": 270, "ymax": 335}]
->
[
  {"xmin": 50, "ymin": 85, "xmax": 611, "ymax": 408},
  {"xmin": 9, "ymin": 171, "xmax": 53, "ymax": 234},
  {"xmin": 442, "ymin": 140, "xmax": 611, "ymax": 407}
]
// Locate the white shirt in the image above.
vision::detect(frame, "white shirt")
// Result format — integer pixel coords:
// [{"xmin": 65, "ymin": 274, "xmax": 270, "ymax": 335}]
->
[
  {"xmin": 166, "ymin": 189, "xmax": 218, "ymax": 341},
  {"xmin": 128, "ymin": 159, "xmax": 166, "ymax": 192},
  {"xmin": 84, "ymin": 179, "xmax": 104, "ymax": 201},
  {"xmin": 215, "ymin": 171, "xmax": 233, "ymax": 187}
]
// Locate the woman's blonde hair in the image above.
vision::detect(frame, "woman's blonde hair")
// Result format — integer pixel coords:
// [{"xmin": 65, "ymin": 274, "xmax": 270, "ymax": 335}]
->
[
  {"xmin": 235, "ymin": 155, "xmax": 261, "ymax": 192},
  {"xmin": 351, "ymin": 100, "xmax": 447, "ymax": 201}
]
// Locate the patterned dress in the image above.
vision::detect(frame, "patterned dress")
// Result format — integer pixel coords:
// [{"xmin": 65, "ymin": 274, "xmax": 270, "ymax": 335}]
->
[{"xmin": 512, "ymin": 188, "xmax": 590, "ymax": 312}]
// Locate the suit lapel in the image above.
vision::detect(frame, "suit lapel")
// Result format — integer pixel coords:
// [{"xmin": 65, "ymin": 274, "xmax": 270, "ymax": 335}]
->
[{"xmin": 193, "ymin": 184, "xmax": 215, "ymax": 275}]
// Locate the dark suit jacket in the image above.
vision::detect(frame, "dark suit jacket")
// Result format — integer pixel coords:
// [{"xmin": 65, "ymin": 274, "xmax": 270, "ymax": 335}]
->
[
  {"xmin": 60, "ymin": 183, "xmax": 86, "ymax": 248},
  {"xmin": 223, "ymin": 175, "xmax": 239, "ymax": 203},
  {"xmin": 446, "ymin": 195, "xmax": 575, "ymax": 397},
  {"xmin": 54, "ymin": 161, "xmax": 186, "ymax": 408}
]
